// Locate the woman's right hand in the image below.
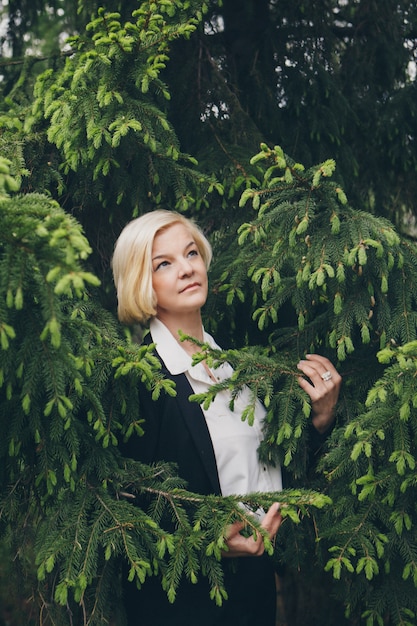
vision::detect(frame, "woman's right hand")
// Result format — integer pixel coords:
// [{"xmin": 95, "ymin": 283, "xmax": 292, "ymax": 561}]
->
[{"xmin": 222, "ymin": 502, "xmax": 282, "ymax": 558}]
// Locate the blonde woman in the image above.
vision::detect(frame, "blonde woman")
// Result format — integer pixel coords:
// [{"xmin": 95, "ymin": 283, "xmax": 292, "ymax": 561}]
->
[{"xmin": 112, "ymin": 210, "xmax": 341, "ymax": 626}]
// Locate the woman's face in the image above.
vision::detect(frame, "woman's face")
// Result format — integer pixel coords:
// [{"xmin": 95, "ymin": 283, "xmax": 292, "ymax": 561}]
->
[{"xmin": 151, "ymin": 222, "xmax": 208, "ymax": 320}]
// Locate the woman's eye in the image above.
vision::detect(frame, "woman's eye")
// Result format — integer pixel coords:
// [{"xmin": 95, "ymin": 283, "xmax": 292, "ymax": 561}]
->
[
  {"xmin": 188, "ymin": 249, "xmax": 198, "ymax": 257},
  {"xmin": 155, "ymin": 260, "xmax": 169, "ymax": 271}
]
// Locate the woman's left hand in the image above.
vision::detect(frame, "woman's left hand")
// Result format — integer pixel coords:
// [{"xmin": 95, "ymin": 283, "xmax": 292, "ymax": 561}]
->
[
  {"xmin": 297, "ymin": 354, "xmax": 342, "ymax": 434},
  {"xmin": 222, "ymin": 502, "xmax": 282, "ymax": 558}
]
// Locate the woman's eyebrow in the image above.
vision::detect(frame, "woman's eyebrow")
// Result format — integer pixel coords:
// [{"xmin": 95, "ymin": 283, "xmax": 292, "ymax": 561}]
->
[{"xmin": 152, "ymin": 240, "xmax": 196, "ymax": 262}]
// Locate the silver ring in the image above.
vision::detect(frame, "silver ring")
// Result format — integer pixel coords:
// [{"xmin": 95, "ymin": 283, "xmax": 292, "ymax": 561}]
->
[{"xmin": 321, "ymin": 370, "xmax": 332, "ymax": 382}]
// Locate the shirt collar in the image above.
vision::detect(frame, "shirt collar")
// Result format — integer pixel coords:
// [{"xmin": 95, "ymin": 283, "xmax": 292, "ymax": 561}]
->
[{"xmin": 149, "ymin": 317, "xmax": 217, "ymax": 376}]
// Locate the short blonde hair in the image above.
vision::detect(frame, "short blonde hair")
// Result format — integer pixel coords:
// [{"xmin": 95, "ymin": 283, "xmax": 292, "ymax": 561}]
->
[{"xmin": 112, "ymin": 210, "xmax": 212, "ymax": 324}]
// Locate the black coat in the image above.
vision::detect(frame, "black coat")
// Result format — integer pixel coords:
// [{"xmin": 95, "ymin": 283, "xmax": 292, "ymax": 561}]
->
[{"xmin": 121, "ymin": 339, "xmax": 278, "ymax": 626}]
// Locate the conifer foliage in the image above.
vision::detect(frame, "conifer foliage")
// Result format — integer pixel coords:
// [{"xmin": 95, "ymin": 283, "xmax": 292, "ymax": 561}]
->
[
  {"xmin": 0, "ymin": 159, "xmax": 328, "ymax": 624},
  {"xmin": 27, "ymin": 1, "xmax": 221, "ymax": 220},
  {"xmin": 0, "ymin": 160, "xmax": 327, "ymax": 624},
  {"xmin": 204, "ymin": 144, "xmax": 417, "ymax": 624},
  {"xmin": 1, "ymin": 1, "xmax": 417, "ymax": 625}
]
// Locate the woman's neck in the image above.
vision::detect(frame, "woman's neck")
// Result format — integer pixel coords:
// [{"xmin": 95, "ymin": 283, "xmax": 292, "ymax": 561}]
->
[{"xmin": 156, "ymin": 311, "xmax": 204, "ymax": 355}]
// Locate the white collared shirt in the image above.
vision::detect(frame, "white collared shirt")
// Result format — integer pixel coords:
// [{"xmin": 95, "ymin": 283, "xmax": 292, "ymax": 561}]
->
[{"xmin": 149, "ymin": 318, "xmax": 282, "ymax": 498}]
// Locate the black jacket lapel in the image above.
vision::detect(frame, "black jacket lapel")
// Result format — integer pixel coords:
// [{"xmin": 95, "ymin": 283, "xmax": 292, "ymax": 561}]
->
[{"xmin": 172, "ymin": 372, "xmax": 222, "ymax": 495}]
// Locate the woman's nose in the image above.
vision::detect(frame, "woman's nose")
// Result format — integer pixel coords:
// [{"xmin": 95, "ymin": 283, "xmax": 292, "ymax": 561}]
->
[{"xmin": 178, "ymin": 258, "xmax": 193, "ymax": 276}]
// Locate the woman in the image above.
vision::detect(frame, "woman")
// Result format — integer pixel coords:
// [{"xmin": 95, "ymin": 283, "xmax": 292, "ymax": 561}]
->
[{"xmin": 112, "ymin": 209, "xmax": 341, "ymax": 626}]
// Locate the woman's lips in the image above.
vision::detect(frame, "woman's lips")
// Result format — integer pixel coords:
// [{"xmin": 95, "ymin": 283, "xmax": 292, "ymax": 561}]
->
[{"xmin": 180, "ymin": 282, "xmax": 200, "ymax": 293}]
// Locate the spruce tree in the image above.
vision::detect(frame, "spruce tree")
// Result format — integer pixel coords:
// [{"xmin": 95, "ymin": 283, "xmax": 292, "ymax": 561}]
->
[
  {"xmin": 1, "ymin": 2, "xmax": 417, "ymax": 625},
  {"xmin": 203, "ymin": 144, "xmax": 417, "ymax": 624}
]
